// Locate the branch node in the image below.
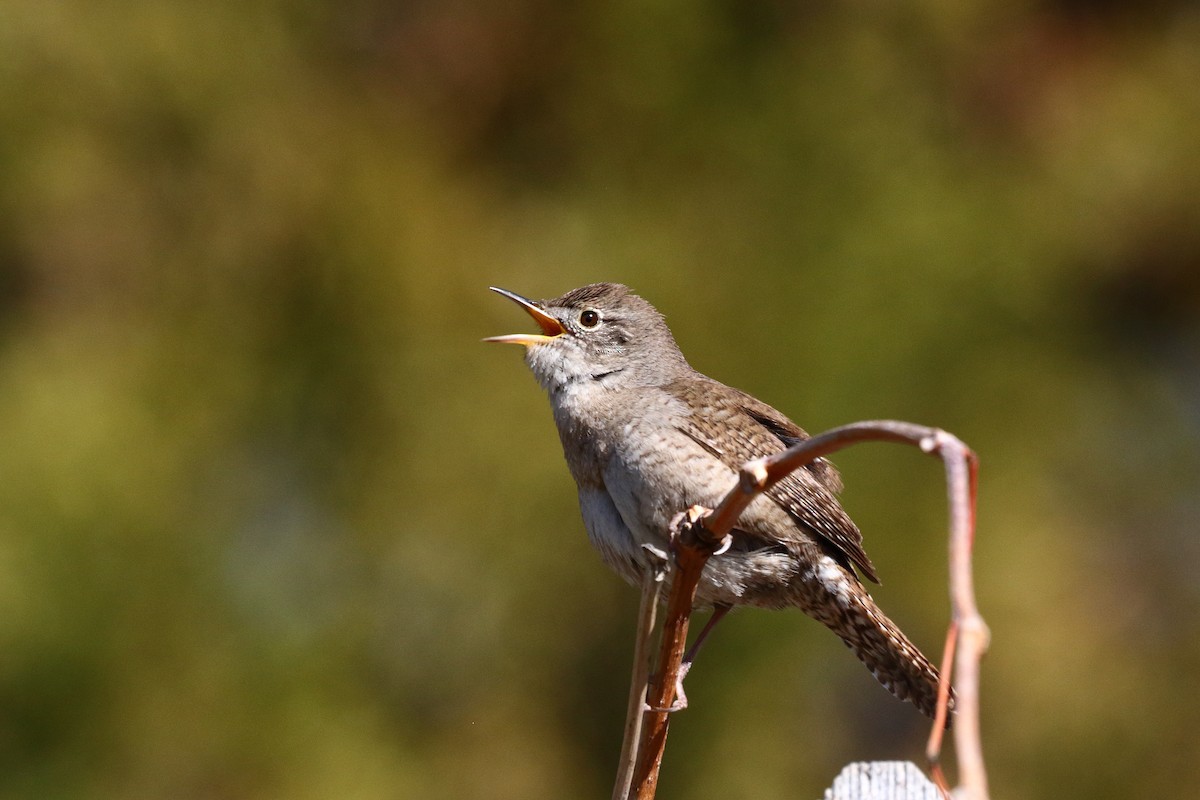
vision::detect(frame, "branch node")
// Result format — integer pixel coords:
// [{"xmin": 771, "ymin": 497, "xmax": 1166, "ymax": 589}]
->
[
  {"xmin": 740, "ymin": 457, "xmax": 770, "ymax": 493},
  {"xmin": 960, "ymin": 614, "xmax": 991, "ymax": 650},
  {"xmin": 671, "ymin": 505, "xmax": 724, "ymax": 551}
]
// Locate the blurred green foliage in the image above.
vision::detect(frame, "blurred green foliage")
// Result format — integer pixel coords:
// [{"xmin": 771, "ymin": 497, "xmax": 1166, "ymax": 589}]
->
[{"xmin": 1, "ymin": 1, "xmax": 1198, "ymax": 798}]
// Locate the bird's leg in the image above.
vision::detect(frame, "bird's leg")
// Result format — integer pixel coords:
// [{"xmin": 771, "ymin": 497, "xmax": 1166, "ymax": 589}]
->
[
  {"xmin": 675, "ymin": 602, "xmax": 731, "ymax": 705},
  {"xmin": 648, "ymin": 603, "xmax": 732, "ymax": 712}
]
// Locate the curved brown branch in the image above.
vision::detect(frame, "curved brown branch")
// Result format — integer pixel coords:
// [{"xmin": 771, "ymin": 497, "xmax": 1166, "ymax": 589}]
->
[
  {"xmin": 630, "ymin": 508, "xmax": 720, "ymax": 798},
  {"xmin": 624, "ymin": 420, "xmax": 988, "ymax": 799}
]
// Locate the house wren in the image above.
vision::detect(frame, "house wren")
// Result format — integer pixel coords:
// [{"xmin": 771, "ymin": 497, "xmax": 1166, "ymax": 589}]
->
[{"xmin": 485, "ymin": 282, "xmax": 948, "ymax": 720}]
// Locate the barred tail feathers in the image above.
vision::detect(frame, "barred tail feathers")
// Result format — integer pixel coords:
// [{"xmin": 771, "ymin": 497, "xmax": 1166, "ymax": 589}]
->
[{"xmin": 801, "ymin": 556, "xmax": 953, "ymax": 721}]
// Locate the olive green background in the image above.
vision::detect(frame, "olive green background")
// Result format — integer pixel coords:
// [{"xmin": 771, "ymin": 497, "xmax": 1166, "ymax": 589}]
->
[{"xmin": 2, "ymin": 2, "xmax": 1197, "ymax": 798}]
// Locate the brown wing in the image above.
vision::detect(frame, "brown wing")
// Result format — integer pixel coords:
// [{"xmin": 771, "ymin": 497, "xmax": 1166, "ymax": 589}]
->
[{"xmin": 671, "ymin": 377, "xmax": 880, "ymax": 584}]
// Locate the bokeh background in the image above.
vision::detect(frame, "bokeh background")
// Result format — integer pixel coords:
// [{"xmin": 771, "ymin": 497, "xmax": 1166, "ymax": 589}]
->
[{"xmin": 2, "ymin": 2, "xmax": 1198, "ymax": 798}]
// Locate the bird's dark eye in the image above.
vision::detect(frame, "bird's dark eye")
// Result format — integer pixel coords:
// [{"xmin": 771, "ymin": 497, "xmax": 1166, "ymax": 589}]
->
[{"xmin": 579, "ymin": 309, "xmax": 601, "ymax": 328}]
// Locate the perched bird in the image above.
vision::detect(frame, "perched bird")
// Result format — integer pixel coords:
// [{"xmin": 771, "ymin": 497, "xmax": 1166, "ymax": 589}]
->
[{"xmin": 485, "ymin": 282, "xmax": 950, "ymax": 720}]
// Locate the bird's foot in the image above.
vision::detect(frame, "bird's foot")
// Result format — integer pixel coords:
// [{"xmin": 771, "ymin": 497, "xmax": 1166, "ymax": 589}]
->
[
  {"xmin": 639, "ymin": 543, "xmax": 670, "ymax": 582},
  {"xmin": 669, "ymin": 505, "xmax": 709, "ymax": 532},
  {"xmin": 643, "ymin": 663, "xmax": 692, "ymax": 713},
  {"xmin": 668, "ymin": 505, "xmax": 732, "ymax": 554}
]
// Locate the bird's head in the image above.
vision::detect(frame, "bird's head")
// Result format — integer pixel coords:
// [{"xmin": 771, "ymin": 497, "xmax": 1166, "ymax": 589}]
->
[{"xmin": 484, "ymin": 283, "xmax": 689, "ymax": 394}]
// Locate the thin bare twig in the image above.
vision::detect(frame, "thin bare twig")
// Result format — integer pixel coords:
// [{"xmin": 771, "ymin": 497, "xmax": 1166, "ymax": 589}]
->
[
  {"xmin": 621, "ymin": 420, "xmax": 988, "ymax": 799},
  {"xmin": 613, "ymin": 558, "xmax": 666, "ymax": 800},
  {"xmin": 927, "ymin": 620, "xmax": 958, "ymax": 797}
]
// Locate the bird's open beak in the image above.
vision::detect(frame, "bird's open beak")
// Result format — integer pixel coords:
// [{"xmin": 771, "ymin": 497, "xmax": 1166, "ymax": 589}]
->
[{"xmin": 482, "ymin": 287, "xmax": 566, "ymax": 346}]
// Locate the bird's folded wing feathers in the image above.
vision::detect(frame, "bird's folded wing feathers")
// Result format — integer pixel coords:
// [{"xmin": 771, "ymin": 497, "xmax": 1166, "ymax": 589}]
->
[{"xmin": 673, "ymin": 381, "xmax": 880, "ymax": 584}]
